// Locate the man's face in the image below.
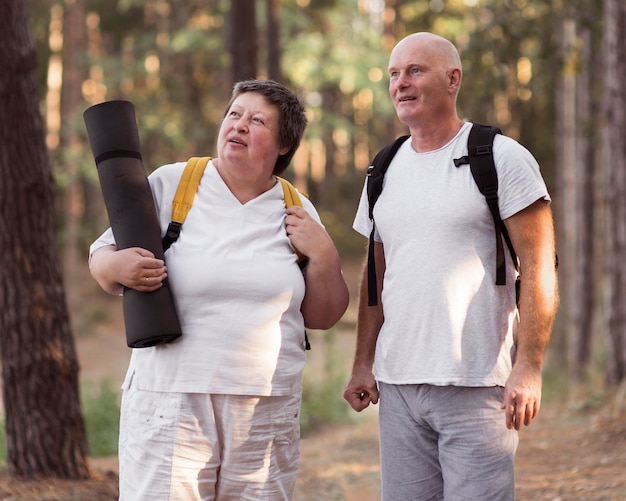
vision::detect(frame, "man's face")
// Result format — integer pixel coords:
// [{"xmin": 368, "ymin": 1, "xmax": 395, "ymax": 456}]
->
[{"xmin": 388, "ymin": 38, "xmax": 453, "ymax": 128}]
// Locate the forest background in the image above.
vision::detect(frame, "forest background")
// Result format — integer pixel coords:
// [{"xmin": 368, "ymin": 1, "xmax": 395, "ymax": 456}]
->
[{"xmin": 1, "ymin": 0, "xmax": 625, "ymax": 484}]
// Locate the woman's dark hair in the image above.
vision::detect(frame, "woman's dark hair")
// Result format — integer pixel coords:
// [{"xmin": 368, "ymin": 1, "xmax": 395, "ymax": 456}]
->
[{"xmin": 225, "ymin": 79, "xmax": 308, "ymax": 175}]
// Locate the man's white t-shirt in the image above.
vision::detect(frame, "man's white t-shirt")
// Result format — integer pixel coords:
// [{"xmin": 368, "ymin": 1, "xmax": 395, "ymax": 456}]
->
[
  {"xmin": 90, "ymin": 160, "xmax": 319, "ymax": 396},
  {"xmin": 353, "ymin": 122, "xmax": 550, "ymax": 387}
]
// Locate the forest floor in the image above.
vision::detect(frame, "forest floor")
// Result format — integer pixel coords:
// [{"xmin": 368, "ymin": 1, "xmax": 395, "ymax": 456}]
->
[
  {"xmin": 1, "ymin": 396, "xmax": 625, "ymax": 500},
  {"xmin": 1, "ymin": 261, "xmax": 625, "ymax": 500}
]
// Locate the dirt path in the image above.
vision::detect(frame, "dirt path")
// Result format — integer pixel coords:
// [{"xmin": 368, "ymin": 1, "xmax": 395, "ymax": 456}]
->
[
  {"xmin": 1, "ymin": 389, "xmax": 625, "ymax": 500},
  {"xmin": 1, "ymin": 264, "xmax": 624, "ymax": 499},
  {"xmin": 294, "ymin": 401, "xmax": 626, "ymax": 501},
  {"xmin": 514, "ymin": 403, "xmax": 626, "ymax": 500}
]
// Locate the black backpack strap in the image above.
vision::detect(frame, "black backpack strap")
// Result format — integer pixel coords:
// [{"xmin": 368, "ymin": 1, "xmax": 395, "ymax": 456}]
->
[
  {"xmin": 162, "ymin": 222, "xmax": 182, "ymax": 252},
  {"xmin": 454, "ymin": 123, "xmax": 517, "ymax": 286},
  {"xmin": 366, "ymin": 135, "xmax": 410, "ymax": 306}
]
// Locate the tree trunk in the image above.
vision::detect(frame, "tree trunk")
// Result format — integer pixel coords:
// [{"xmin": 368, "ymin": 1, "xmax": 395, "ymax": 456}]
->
[
  {"xmin": 266, "ymin": 0, "xmax": 282, "ymax": 82},
  {"xmin": 0, "ymin": 0, "xmax": 91, "ymax": 479},
  {"xmin": 59, "ymin": 0, "xmax": 88, "ymax": 315},
  {"xmin": 603, "ymin": 0, "xmax": 626, "ymax": 385},
  {"xmin": 574, "ymin": 26, "xmax": 598, "ymax": 383},
  {"xmin": 381, "ymin": 0, "xmax": 406, "ymax": 143},
  {"xmin": 230, "ymin": 0, "xmax": 257, "ymax": 84},
  {"xmin": 555, "ymin": 15, "xmax": 597, "ymax": 387},
  {"xmin": 318, "ymin": 85, "xmax": 342, "ymax": 210},
  {"xmin": 555, "ymin": 17, "xmax": 576, "ymax": 378}
]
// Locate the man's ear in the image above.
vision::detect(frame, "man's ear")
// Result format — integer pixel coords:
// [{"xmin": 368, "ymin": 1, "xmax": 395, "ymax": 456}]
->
[{"xmin": 448, "ymin": 68, "xmax": 462, "ymax": 93}]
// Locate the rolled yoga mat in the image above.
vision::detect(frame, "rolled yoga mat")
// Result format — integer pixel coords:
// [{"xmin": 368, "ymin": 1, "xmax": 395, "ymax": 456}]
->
[{"xmin": 84, "ymin": 100, "xmax": 182, "ymax": 348}]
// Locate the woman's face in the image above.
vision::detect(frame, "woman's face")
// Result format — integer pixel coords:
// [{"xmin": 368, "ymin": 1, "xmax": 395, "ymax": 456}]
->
[{"xmin": 217, "ymin": 92, "xmax": 288, "ymax": 182}]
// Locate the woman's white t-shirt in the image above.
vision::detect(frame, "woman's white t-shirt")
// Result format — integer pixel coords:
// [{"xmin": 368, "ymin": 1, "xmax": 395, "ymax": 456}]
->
[{"xmin": 90, "ymin": 160, "xmax": 319, "ymax": 396}]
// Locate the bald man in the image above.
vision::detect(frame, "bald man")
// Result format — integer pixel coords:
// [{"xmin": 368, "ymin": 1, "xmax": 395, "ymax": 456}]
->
[{"xmin": 344, "ymin": 33, "xmax": 558, "ymax": 500}]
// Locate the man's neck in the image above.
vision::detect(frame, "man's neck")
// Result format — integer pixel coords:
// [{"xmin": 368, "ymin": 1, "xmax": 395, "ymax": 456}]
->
[{"xmin": 408, "ymin": 116, "xmax": 464, "ymax": 153}]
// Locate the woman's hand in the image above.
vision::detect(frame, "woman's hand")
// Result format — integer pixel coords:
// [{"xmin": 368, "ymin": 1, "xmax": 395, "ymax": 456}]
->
[
  {"xmin": 89, "ymin": 245, "xmax": 167, "ymax": 295},
  {"xmin": 285, "ymin": 206, "xmax": 349, "ymax": 330},
  {"xmin": 284, "ymin": 206, "xmax": 333, "ymax": 261}
]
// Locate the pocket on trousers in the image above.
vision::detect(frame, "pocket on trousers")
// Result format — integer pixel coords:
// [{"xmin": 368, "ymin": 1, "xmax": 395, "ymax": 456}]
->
[
  {"xmin": 126, "ymin": 387, "xmax": 182, "ymax": 441},
  {"xmin": 273, "ymin": 397, "xmax": 301, "ymax": 446}
]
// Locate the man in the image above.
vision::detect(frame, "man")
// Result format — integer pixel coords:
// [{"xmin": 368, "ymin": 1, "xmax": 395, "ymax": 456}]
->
[{"xmin": 344, "ymin": 32, "xmax": 558, "ymax": 500}]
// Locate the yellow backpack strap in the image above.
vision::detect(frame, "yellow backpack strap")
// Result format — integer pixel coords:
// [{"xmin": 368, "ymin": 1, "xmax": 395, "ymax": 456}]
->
[
  {"xmin": 277, "ymin": 176, "xmax": 312, "ymax": 351},
  {"xmin": 162, "ymin": 157, "xmax": 211, "ymax": 251},
  {"xmin": 276, "ymin": 176, "xmax": 308, "ymax": 265}
]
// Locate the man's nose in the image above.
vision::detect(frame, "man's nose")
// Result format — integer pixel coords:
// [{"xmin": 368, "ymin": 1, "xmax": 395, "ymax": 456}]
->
[{"xmin": 394, "ymin": 72, "xmax": 410, "ymax": 88}]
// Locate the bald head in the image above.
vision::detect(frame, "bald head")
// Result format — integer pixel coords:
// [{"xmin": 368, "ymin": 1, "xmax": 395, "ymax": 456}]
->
[
  {"xmin": 387, "ymin": 32, "xmax": 464, "ymax": 143},
  {"xmin": 391, "ymin": 32, "xmax": 462, "ymax": 74}
]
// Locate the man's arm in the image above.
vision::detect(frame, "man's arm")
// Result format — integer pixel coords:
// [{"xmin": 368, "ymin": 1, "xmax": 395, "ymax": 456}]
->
[
  {"xmin": 502, "ymin": 199, "xmax": 559, "ymax": 430},
  {"xmin": 344, "ymin": 241, "xmax": 385, "ymax": 412}
]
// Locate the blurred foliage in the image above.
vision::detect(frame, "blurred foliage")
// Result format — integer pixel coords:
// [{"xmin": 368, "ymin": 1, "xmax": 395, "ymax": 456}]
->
[
  {"xmin": 81, "ymin": 381, "xmax": 121, "ymax": 458},
  {"xmin": 23, "ymin": 0, "xmax": 570, "ymax": 258},
  {"xmin": 19, "ymin": 0, "xmax": 626, "ymax": 425},
  {"xmin": 300, "ymin": 330, "xmax": 355, "ymax": 435}
]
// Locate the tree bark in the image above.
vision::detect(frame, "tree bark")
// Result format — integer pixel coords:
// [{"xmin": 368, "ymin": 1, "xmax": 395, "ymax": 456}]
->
[
  {"xmin": 573, "ymin": 26, "xmax": 597, "ymax": 383},
  {"xmin": 59, "ymin": 0, "xmax": 88, "ymax": 314},
  {"xmin": 0, "ymin": 0, "xmax": 90, "ymax": 479},
  {"xmin": 267, "ymin": 0, "xmax": 282, "ymax": 82},
  {"xmin": 555, "ymin": 15, "xmax": 598, "ymax": 386},
  {"xmin": 603, "ymin": 0, "xmax": 626, "ymax": 385},
  {"xmin": 230, "ymin": 0, "xmax": 257, "ymax": 84}
]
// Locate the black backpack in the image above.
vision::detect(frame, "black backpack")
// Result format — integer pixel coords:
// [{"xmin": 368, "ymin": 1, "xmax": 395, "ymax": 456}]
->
[{"xmin": 365, "ymin": 123, "xmax": 518, "ymax": 306}]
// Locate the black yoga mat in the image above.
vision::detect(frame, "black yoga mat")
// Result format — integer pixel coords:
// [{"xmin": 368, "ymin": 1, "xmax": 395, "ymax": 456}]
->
[{"xmin": 84, "ymin": 100, "xmax": 182, "ymax": 348}]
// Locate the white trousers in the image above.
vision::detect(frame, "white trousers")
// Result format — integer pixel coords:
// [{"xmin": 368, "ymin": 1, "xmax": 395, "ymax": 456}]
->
[{"xmin": 118, "ymin": 380, "xmax": 302, "ymax": 500}]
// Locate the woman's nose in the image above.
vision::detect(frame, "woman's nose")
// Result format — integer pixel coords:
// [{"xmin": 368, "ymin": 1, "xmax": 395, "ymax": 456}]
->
[{"xmin": 233, "ymin": 116, "xmax": 249, "ymax": 132}]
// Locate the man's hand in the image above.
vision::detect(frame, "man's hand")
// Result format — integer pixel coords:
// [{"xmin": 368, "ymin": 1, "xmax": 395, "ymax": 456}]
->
[
  {"xmin": 344, "ymin": 368, "xmax": 379, "ymax": 412},
  {"xmin": 502, "ymin": 361, "xmax": 543, "ymax": 430}
]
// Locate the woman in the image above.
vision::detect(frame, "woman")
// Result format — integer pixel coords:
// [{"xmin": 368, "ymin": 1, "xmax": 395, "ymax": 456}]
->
[{"xmin": 89, "ymin": 79, "xmax": 349, "ymax": 500}]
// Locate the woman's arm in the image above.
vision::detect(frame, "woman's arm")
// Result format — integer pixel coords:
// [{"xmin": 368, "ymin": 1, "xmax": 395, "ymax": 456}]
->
[
  {"xmin": 89, "ymin": 245, "xmax": 168, "ymax": 296},
  {"xmin": 284, "ymin": 206, "xmax": 349, "ymax": 330}
]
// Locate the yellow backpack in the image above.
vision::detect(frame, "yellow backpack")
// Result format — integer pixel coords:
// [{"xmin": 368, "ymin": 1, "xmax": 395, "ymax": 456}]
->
[{"xmin": 161, "ymin": 157, "xmax": 307, "ymax": 265}]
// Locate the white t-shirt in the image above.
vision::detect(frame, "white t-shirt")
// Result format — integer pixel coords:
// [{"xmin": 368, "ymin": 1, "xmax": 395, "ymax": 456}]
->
[
  {"xmin": 353, "ymin": 122, "xmax": 550, "ymax": 387},
  {"xmin": 90, "ymin": 160, "xmax": 320, "ymax": 396}
]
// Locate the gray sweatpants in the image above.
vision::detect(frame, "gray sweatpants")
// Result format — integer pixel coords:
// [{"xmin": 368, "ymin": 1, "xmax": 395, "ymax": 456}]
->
[{"xmin": 378, "ymin": 383, "xmax": 518, "ymax": 501}]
